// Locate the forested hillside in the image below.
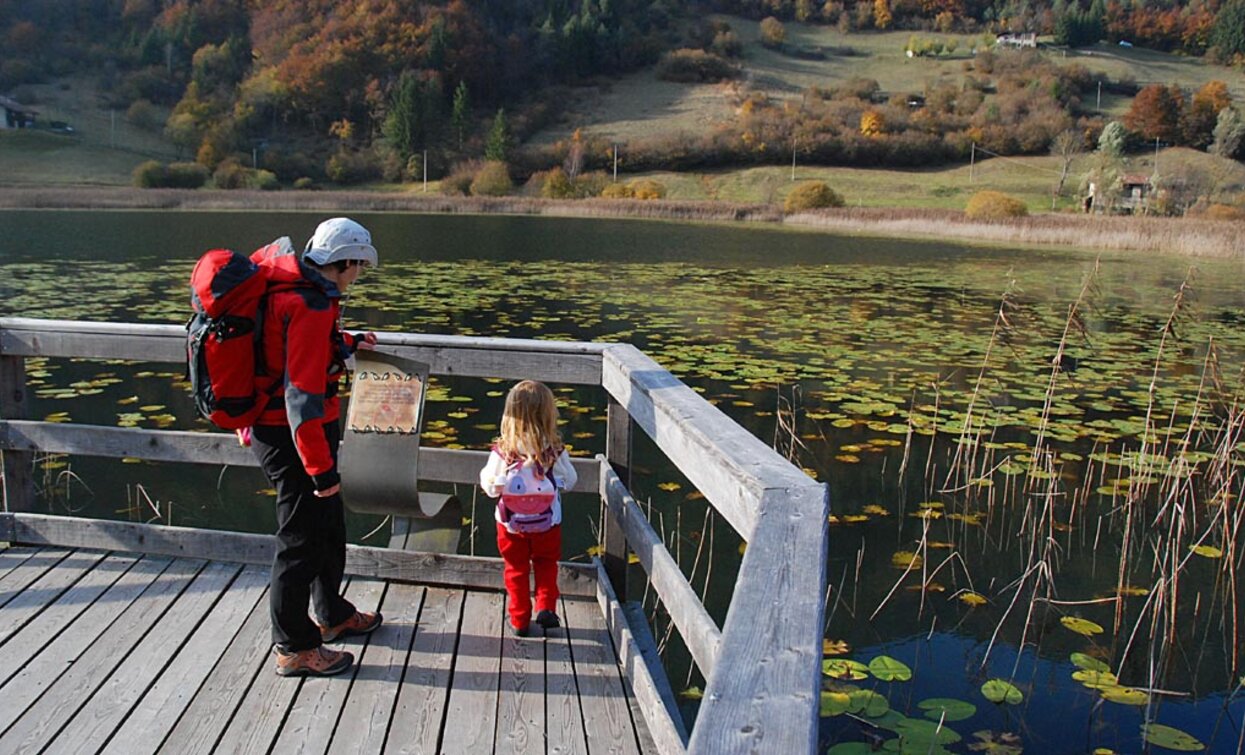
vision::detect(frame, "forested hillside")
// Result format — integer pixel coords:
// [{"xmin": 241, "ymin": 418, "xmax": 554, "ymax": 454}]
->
[{"xmin": 1, "ymin": 0, "xmax": 1242, "ymax": 197}]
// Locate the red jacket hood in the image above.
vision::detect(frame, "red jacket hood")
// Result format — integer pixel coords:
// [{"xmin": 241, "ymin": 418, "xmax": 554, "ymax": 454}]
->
[{"xmin": 251, "ymin": 238, "xmax": 341, "ymax": 297}]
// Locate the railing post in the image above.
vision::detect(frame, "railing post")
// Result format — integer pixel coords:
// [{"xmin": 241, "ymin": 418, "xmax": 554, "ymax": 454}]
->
[
  {"xmin": 0, "ymin": 354, "xmax": 35, "ymax": 513},
  {"xmin": 602, "ymin": 396, "xmax": 631, "ymax": 601}
]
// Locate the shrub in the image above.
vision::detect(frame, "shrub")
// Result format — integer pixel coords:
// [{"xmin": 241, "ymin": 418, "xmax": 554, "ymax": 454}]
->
[
  {"xmin": 657, "ymin": 49, "xmax": 739, "ymax": 83},
  {"xmin": 760, "ymin": 17, "xmax": 785, "ymax": 49},
  {"xmin": 213, "ymin": 159, "xmax": 250, "ymax": 190},
  {"xmin": 469, "ymin": 161, "xmax": 512, "ymax": 196},
  {"xmin": 601, "ymin": 182, "xmax": 632, "ymax": 199},
  {"xmin": 541, "ymin": 167, "xmax": 574, "ymax": 198},
  {"xmin": 253, "ymin": 169, "xmax": 280, "ymax": 191},
  {"xmin": 165, "ymin": 162, "xmax": 209, "ymax": 188},
  {"xmin": 442, "ymin": 160, "xmax": 482, "ymax": 195},
  {"xmin": 1201, "ymin": 203, "xmax": 1245, "ymax": 220},
  {"xmin": 293, "ymin": 177, "xmax": 316, "ymax": 190},
  {"xmin": 132, "ymin": 160, "xmax": 166, "ymax": 188},
  {"xmin": 711, "ymin": 30, "xmax": 743, "ymax": 58},
  {"xmin": 125, "ymin": 99, "xmax": 161, "ymax": 131},
  {"xmin": 965, "ymin": 190, "xmax": 1029, "ymax": 219},
  {"xmin": 627, "ymin": 179, "xmax": 666, "ymax": 200},
  {"xmin": 325, "ymin": 149, "xmax": 381, "ymax": 184},
  {"xmin": 783, "ymin": 181, "xmax": 846, "ymax": 212}
]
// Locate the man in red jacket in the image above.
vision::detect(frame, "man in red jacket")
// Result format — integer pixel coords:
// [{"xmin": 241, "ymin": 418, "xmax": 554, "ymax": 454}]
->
[{"xmin": 251, "ymin": 217, "xmax": 382, "ymax": 677}]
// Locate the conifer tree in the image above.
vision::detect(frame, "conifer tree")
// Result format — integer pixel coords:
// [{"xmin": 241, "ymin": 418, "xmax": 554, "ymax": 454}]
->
[
  {"xmin": 485, "ymin": 108, "xmax": 512, "ymax": 162},
  {"xmin": 451, "ymin": 82, "xmax": 470, "ymax": 150}
]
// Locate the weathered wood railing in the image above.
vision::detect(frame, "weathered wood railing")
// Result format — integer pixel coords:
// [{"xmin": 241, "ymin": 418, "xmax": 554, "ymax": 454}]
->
[{"xmin": 0, "ymin": 317, "xmax": 829, "ymax": 755}]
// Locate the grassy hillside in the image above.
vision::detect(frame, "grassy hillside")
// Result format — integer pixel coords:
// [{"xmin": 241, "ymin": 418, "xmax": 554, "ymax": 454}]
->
[
  {"xmin": 543, "ymin": 15, "xmax": 1245, "ymax": 142},
  {"xmin": 638, "ymin": 147, "xmax": 1245, "ymax": 211}
]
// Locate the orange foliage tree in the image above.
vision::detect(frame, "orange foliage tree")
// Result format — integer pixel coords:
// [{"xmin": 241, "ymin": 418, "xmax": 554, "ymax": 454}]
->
[{"xmin": 1124, "ymin": 84, "xmax": 1184, "ymax": 143}]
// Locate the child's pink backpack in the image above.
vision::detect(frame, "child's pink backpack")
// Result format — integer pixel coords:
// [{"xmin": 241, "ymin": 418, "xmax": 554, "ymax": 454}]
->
[{"xmin": 498, "ymin": 457, "xmax": 559, "ymax": 534}]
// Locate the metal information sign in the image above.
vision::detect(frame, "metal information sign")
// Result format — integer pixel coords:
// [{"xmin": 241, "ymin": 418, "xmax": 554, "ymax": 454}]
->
[{"xmin": 339, "ymin": 349, "xmax": 431, "ymax": 516}]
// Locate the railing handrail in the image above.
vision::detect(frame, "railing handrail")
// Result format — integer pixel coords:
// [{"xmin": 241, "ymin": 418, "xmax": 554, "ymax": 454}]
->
[{"xmin": 0, "ymin": 317, "xmax": 828, "ymax": 754}]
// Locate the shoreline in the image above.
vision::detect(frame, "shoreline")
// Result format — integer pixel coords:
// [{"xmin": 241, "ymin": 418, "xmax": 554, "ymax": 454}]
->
[{"xmin": 1, "ymin": 186, "xmax": 1242, "ymax": 259}]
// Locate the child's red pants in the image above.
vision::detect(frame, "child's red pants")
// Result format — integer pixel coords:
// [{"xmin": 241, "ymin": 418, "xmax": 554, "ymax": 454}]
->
[{"xmin": 496, "ymin": 522, "xmax": 561, "ymax": 630}]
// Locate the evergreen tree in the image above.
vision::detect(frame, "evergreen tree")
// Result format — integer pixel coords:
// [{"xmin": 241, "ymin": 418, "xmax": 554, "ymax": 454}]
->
[
  {"xmin": 384, "ymin": 73, "xmax": 443, "ymax": 162},
  {"xmin": 485, "ymin": 108, "xmax": 512, "ymax": 162},
  {"xmin": 1211, "ymin": 0, "xmax": 1245, "ymax": 59},
  {"xmin": 451, "ymin": 82, "xmax": 470, "ymax": 150}
]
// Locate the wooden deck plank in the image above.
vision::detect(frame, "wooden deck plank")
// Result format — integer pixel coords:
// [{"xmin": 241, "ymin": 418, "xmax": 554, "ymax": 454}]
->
[
  {"xmin": 0, "ymin": 548, "xmax": 108, "ymax": 646},
  {"xmin": 564, "ymin": 596, "xmax": 641, "ymax": 755},
  {"xmin": 100, "ymin": 564, "xmax": 269, "ymax": 755},
  {"xmin": 0, "ymin": 547, "xmax": 70, "ymax": 609},
  {"xmin": 47, "ymin": 560, "xmax": 243, "ymax": 755},
  {"xmin": 496, "ymin": 594, "xmax": 547, "ymax": 755},
  {"xmin": 0, "ymin": 554, "xmax": 172, "ymax": 728},
  {"xmin": 0, "ymin": 552, "xmax": 140, "ymax": 685},
  {"xmin": 328, "ymin": 583, "xmax": 425, "ymax": 755},
  {"xmin": 213, "ymin": 578, "xmax": 358, "ymax": 755},
  {"xmin": 156, "ymin": 584, "xmax": 272, "ymax": 755},
  {"xmin": 271, "ymin": 578, "xmax": 387, "ymax": 755},
  {"xmin": 547, "ymin": 598, "xmax": 589, "ymax": 755},
  {"xmin": 383, "ymin": 587, "xmax": 464, "ymax": 755},
  {"xmin": 439, "ymin": 590, "xmax": 504, "ymax": 754},
  {"xmin": 0, "ymin": 545, "xmax": 39, "ymax": 580},
  {"xmin": 0, "ymin": 558, "xmax": 205, "ymax": 752}
]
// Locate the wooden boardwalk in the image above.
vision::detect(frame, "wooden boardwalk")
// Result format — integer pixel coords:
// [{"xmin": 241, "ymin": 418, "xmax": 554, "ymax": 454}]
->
[{"xmin": 0, "ymin": 544, "xmax": 652, "ymax": 755}]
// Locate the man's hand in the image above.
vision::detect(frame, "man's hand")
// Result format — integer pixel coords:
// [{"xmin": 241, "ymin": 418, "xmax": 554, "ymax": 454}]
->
[
  {"xmin": 356, "ymin": 331, "xmax": 378, "ymax": 350},
  {"xmin": 314, "ymin": 484, "xmax": 341, "ymax": 498}
]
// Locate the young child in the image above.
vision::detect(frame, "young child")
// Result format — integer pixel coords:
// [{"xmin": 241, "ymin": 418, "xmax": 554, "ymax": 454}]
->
[{"xmin": 479, "ymin": 380, "xmax": 577, "ymax": 636}]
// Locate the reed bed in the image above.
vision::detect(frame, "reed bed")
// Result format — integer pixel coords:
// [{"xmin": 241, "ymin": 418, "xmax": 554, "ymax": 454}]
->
[{"xmin": 2, "ymin": 186, "xmax": 1242, "ymax": 258}]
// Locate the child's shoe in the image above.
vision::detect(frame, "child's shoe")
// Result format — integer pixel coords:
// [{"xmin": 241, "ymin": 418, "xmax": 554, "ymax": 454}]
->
[{"xmin": 534, "ymin": 610, "xmax": 561, "ymax": 630}]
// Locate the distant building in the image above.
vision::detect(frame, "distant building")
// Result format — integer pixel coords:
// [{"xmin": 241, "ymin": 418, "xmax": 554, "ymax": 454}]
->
[
  {"xmin": 1119, "ymin": 173, "xmax": 1153, "ymax": 213},
  {"xmin": 0, "ymin": 95, "xmax": 37, "ymax": 129},
  {"xmin": 995, "ymin": 32, "xmax": 1037, "ymax": 48}
]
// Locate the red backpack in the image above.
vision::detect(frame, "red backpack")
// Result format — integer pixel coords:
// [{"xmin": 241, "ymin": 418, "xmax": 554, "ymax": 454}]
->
[{"xmin": 186, "ymin": 238, "xmax": 294, "ymax": 429}]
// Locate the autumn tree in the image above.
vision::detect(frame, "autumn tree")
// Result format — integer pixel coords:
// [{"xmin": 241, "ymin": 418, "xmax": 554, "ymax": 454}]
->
[
  {"xmin": 485, "ymin": 108, "xmax": 512, "ymax": 162},
  {"xmin": 860, "ymin": 110, "xmax": 884, "ymax": 136},
  {"xmin": 1124, "ymin": 84, "xmax": 1184, "ymax": 143},
  {"xmin": 874, "ymin": 0, "xmax": 893, "ymax": 30},
  {"xmin": 1182, "ymin": 81, "xmax": 1231, "ymax": 149}
]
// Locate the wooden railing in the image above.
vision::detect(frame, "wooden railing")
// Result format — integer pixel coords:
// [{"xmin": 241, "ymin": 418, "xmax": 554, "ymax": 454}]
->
[{"xmin": 0, "ymin": 317, "xmax": 829, "ymax": 755}]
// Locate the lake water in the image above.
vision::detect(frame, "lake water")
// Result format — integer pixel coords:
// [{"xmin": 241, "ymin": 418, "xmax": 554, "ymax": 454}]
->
[{"xmin": 2, "ymin": 209, "xmax": 1244, "ymax": 752}]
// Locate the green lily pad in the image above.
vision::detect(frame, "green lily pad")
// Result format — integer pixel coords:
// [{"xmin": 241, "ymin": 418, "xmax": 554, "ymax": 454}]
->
[
  {"xmin": 820, "ymin": 690, "xmax": 851, "ymax": 717},
  {"xmin": 822, "ymin": 659, "xmax": 869, "ymax": 680},
  {"xmin": 1141, "ymin": 723, "xmax": 1205, "ymax": 751},
  {"xmin": 868, "ymin": 655, "xmax": 912, "ymax": 682},
  {"xmin": 1061, "ymin": 616, "xmax": 1104, "ymax": 637},
  {"xmin": 847, "ymin": 689, "xmax": 890, "ymax": 717},
  {"xmin": 918, "ymin": 697, "xmax": 976, "ymax": 722},
  {"xmin": 1100, "ymin": 686, "xmax": 1149, "ymax": 706},
  {"xmin": 1070, "ymin": 652, "xmax": 1110, "ymax": 673},
  {"xmin": 1072, "ymin": 669, "xmax": 1118, "ymax": 690},
  {"xmin": 981, "ymin": 679, "xmax": 1023, "ymax": 705}
]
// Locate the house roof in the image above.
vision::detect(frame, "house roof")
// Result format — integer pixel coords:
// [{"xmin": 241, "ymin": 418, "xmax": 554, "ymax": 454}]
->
[
  {"xmin": 1121, "ymin": 173, "xmax": 1152, "ymax": 185},
  {"xmin": 0, "ymin": 95, "xmax": 37, "ymax": 114}
]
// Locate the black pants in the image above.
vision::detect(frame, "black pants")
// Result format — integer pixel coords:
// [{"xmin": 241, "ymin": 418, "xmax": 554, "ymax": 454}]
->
[{"xmin": 251, "ymin": 422, "xmax": 355, "ymax": 652}]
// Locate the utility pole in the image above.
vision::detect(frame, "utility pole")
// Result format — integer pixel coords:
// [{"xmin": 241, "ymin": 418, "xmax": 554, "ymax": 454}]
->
[
  {"xmin": 612, "ymin": 144, "xmax": 618, "ymax": 182},
  {"xmin": 1096, "ymin": 80, "xmax": 1102, "ymax": 112}
]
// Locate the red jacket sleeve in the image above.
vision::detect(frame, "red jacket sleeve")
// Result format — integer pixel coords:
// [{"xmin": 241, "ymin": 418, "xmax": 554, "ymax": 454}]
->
[{"xmin": 281, "ymin": 299, "xmax": 338, "ymax": 490}]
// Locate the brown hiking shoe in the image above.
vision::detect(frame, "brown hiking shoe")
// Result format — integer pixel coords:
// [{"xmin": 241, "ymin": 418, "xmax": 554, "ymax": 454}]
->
[
  {"xmin": 274, "ymin": 645, "xmax": 354, "ymax": 677},
  {"xmin": 319, "ymin": 610, "xmax": 383, "ymax": 643}
]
